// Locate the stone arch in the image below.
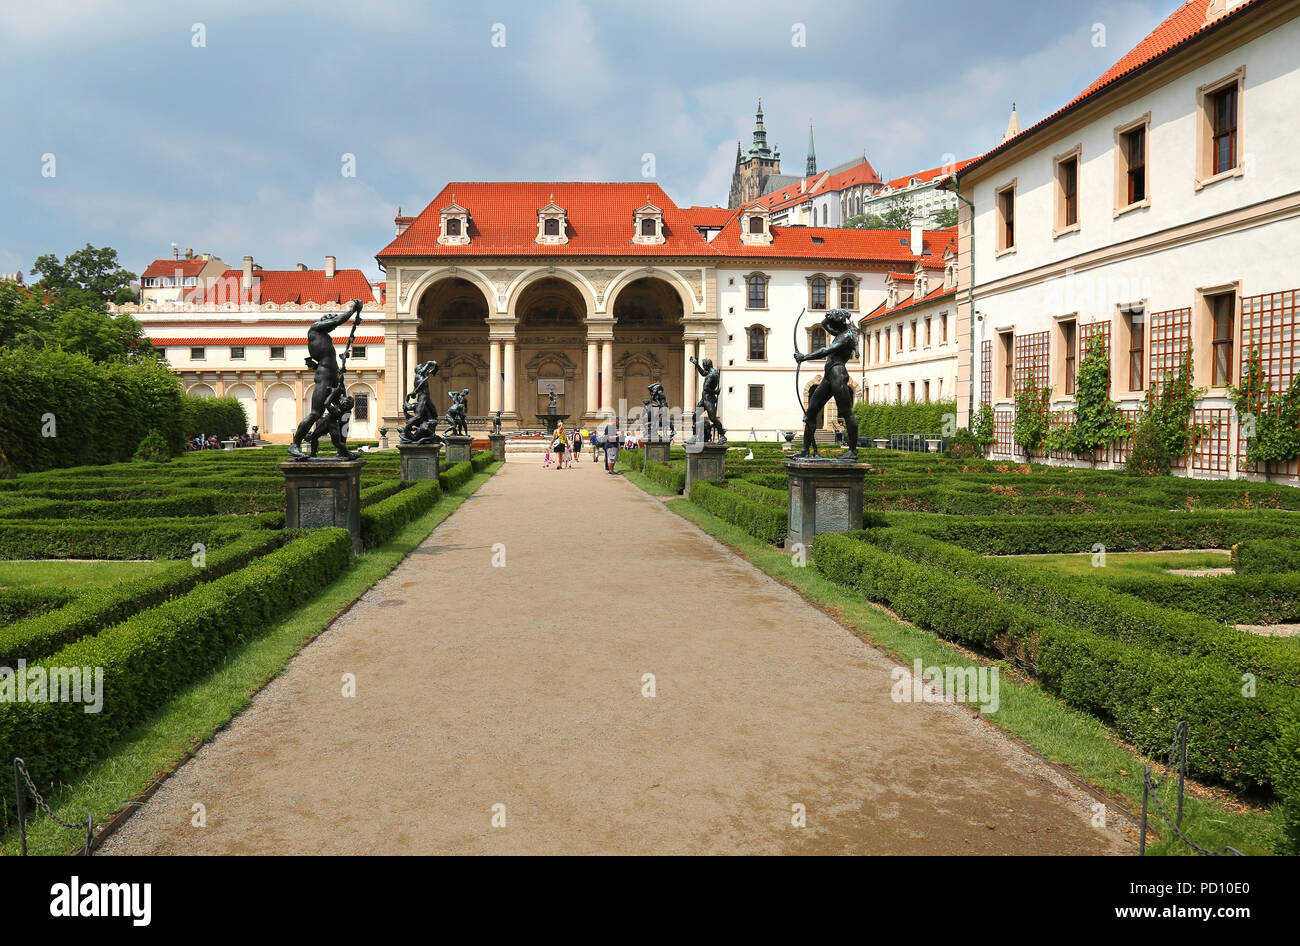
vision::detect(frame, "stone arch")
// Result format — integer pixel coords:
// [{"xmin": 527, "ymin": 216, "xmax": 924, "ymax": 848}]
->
[
  {"xmin": 440, "ymin": 352, "xmax": 488, "ymax": 421},
  {"xmin": 223, "ymin": 382, "xmax": 256, "ymax": 431},
  {"xmin": 187, "ymin": 382, "xmax": 215, "ymax": 398},
  {"xmin": 803, "ymin": 376, "xmax": 826, "ymax": 431},
  {"xmin": 405, "ymin": 267, "xmax": 496, "ymax": 316},
  {"xmin": 265, "ymin": 382, "xmax": 297, "ymax": 435},
  {"xmin": 345, "ymin": 380, "xmax": 377, "ymax": 440},
  {"xmin": 604, "ymin": 268, "xmax": 696, "ymax": 317},
  {"xmin": 524, "ymin": 349, "xmax": 580, "ymax": 418},
  {"xmin": 614, "ymin": 351, "xmax": 663, "ymax": 420},
  {"xmin": 505, "ymin": 268, "xmax": 596, "ymax": 321}
]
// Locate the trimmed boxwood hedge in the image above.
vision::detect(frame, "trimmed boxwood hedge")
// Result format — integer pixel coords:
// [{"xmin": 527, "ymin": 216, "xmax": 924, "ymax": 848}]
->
[
  {"xmin": 360, "ymin": 480, "xmax": 441, "ymax": 548},
  {"xmin": 1276, "ymin": 713, "xmax": 1300, "ymax": 854},
  {"xmin": 691, "ymin": 480, "xmax": 787, "ymax": 544},
  {"xmin": 0, "ymin": 530, "xmax": 288, "ymax": 667},
  {"xmin": 1097, "ymin": 570, "xmax": 1300, "ymax": 626},
  {"xmin": 181, "ymin": 394, "xmax": 247, "ymax": 439},
  {"xmin": 0, "ymin": 588, "xmax": 78, "ymax": 625},
  {"xmin": 438, "ymin": 460, "xmax": 474, "ymax": 494},
  {"xmin": 859, "ymin": 527, "xmax": 1300, "ymax": 688},
  {"xmin": 0, "ymin": 528, "xmax": 354, "ymax": 832},
  {"xmin": 886, "ymin": 510, "xmax": 1300, "ymax": 555},
  {"xmin": 812, "ymin": 532, "xmax": 1290, "ymax": 791},
  {"xmin": 1235, "ymin": 539, "xmax": 1300, "ymax": 575},
  {"xmin": 724, "ymin": 478, "xmax": 786, "ymax": 508},
  {"xmin": 0, "ymin": 517, "xmax": 257, "ymax": 560}
]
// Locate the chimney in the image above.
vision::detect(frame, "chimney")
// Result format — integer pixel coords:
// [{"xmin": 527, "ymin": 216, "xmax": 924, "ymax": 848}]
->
[
  {"xmin": 296, "ymin": 262, "xmax": 307, "ymax": 271},
  {"xmin": 201, "ymin": 252, "xmax": 210, "ymax": 261},
  {"xmin": 325, "ymin": 256, "xmax": 336, "ymax": 279},
  {"xmin": 172, "ymin": 244, "xmax": 179, "ymax": 260},
  {"xmin": 242, "ymin": 255, "xmax": 254, "ymax": 290},
  {"xmin": 185, "ymin": 247, "xmax": 193, "ymax": 260},
  {"xmin": 910, "ymin": 216, "xmax": 925, "ymax": 257}
]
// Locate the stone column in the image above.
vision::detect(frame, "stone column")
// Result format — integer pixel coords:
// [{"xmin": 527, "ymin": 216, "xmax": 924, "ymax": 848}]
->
[
  {"xmin": 503, "ymin": 339, "xmax": 517, "ymax": 415},
  {"xmin": 600, "ymin": 340, "xmax": 613, "ymax": 411},
  {"xmin": 489, "ymin": 340, "xmax": 502, "ymax": 412},
  {"xmin": 586, "ymin": 340, "xmax": 598, "ymax": 415},
  {"xmin": 683, "ymin": 339, "xmax": 696, "ymax": 411}
]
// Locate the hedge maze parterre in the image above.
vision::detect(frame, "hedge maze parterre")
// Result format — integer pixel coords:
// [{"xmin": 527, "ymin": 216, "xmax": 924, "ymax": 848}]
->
[
  {"xmin": 624, "ymin": 444, "xmax": 1300, "ymax": 852},
  {"xmin": 0, "ymin": 446, "xmax": 496, "ymax": 833}
]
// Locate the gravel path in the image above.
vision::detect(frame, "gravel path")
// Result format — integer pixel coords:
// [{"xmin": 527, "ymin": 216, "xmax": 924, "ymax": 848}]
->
[{"xmin": 100, "ymin": 457, "xmax": 1130, "ymax": 855}]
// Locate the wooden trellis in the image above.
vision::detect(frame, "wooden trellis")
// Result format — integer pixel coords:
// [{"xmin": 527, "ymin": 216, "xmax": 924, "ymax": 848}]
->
[
  {"xmin": 980, "ymin": 340, "xmax": 992, "ymax": 405},
  {"xmin": 1014, "ymin": 331, "xmax": 1050, "ymax": 392},
  {"xmin": 1238, "ymin": 288, "xmax": 1300, "ymax": 476},
  {"xmin": 994, "ymin": 408, "xmax": 1015, "ymax": 457}
]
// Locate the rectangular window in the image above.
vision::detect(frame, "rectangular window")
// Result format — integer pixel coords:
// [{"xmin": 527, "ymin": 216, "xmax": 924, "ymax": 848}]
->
[
  {"xmin": 910, "ymin": 321, "xmax": 917, "ymax": 349},
  {"xmin": 230, "ymin": 346, "xmax": 245, "ymax": 360},
  {"xmin": 352, "ymin": 346, "xmax": 366, "ymax": 360},
  {"xmin": 353, "ymin": 393, "xmax": 370, "ymax": 422},
  {"xmin": 896, "ymin": 382, "xmax": 903, "ymax": 403},
  {"xmin": 1055, "ymin": 152, "xmax": 1079, "ymax": 232},
  {"xmin": 924, "ymin": 316, "xmax": 932, "ymax": 347},
  {"xmin": 191, "ymin": 347, "xmax": 205, "ymax": 360},
  {"xmin": 999, "ymin": 331, "xmax": 1014, "ymax": 398},
  {"xmin": 897, "ymin": 328, "xmax": 903, "ymax": 352},
  {"xmin": 941, "ymin": 313, "xmax": 948, "ymax": 343},
  {"xmin": 746, "ymin": 275, "xmax": 766, "ymax": 309},
  {"xmin": 748, "ymin": 385, "xmax": 764, "ymax": 409},
  {"xmin": 1120, "ymin": 124, "xmax": 1147, "ymax": 206},
  {"xmin": 909, "ymin": 381, "xmax": 916, "ymax": 403},
  {"xmin": 839, "ymin": 279, "xmax": 856, "ymax": 310},
  {"xmin": 923, "ymin": 380, "xmax": 931, "ymax": 403},
  {"xmin": 1210, "ymin": 293, "xmax": 1235, "ymax": 386},
  {"xmin": 270, "ymin": 346, "xmax": 285, "ymax": 359},
  {"xmin": 1062, "ymin": 319, "xmax": 1077, "ymax": 396},
  {"xmin": 996, "ymin": 183, "xmax": 1016, "ymax": 253},
  {"xmin": 1125, "ymin": 309, "xmax": 1146, "ymax": 391},
  {"xmin": 1210, "ymin": 85, "xmax": 1238, "ymax": 176}
]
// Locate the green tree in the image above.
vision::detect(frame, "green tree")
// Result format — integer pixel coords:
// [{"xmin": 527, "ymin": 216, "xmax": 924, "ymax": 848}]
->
[
  {"xmin": 30, "ymin": 244, "xmax": 136, "ymax": 309},
  {"xmin": 933, "ymin": 207, "xmax": 959, "ymax": 228},
  {"xmin": 49, "ymin": 307, "xmax": 151, "ymax": 362},
  {"xmin": 1060, "ymin": 334, "xmax": 1127, "ymax": 464},
  {"xmin": 879, "ymin": 197, "xmax": 920, "ymax": 230},
  {"xmin": 844, "ymin": 213, "xmax": 885, "ymax": 230}
]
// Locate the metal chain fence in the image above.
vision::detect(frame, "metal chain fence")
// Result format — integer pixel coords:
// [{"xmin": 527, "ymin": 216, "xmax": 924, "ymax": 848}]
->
[
  {"xmin": 12, "ymin": 758, "xmax": 94, "ymax": 856},
  {"xmin": 1138, "ymin": 722, "xmax": 1244, "ymax": 856}
]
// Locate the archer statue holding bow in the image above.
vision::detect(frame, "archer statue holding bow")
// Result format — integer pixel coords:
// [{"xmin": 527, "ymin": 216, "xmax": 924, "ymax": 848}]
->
[
  {"xmin": 289, "ymin": 298, "xmax": 364, "ymax": 460},
  {"xmin": 792, "ymin": 307, "xmax": 860, "ymax": 461}
]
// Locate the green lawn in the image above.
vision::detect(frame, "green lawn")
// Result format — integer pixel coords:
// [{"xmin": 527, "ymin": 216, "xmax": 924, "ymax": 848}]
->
[
  {"xmin": 1011, "ymin": 549, "xmax": 1233, "ymax": 578},
  {"xmin": 0, "ymin": 559, "xmax": 172, "ymax": 592}
]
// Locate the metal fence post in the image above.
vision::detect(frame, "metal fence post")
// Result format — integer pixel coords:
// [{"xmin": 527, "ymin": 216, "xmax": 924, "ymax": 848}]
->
[
  {"xmin": 13, "ymin": 758, "xmax": 27, "ymax": 857},
  {"xmin": 1139, "ymin": 766, "xmax": 1149, "ymax": 857}
]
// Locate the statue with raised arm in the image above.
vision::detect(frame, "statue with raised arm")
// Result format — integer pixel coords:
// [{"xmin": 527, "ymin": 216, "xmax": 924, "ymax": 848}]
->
[
  {"xmin": 443, "ymin": 388, "xmax": 469, "ymax": 438},
  {"xmin": 399, "ymin": 360, "xmax": 443, "ymax": 445},
  {"xmin": 289, "ymin": 299, "xmax": 363, "ymax": 460},
  {"xmin": 793, "ymin": 308, "xmax": 860, "ymax": 461},
  {"xmin": 644, "ymin": 381, "xmax": 673, "ymax": 442},
  {"xmin": 688, "ymin": 355, "xmax": 726, "ymax": 443}
]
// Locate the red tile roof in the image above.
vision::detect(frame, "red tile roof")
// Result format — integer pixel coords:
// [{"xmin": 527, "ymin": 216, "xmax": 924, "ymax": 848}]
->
[
  {"xmin": 963, "ymin": 0, "xmax": 1264, "ymax": 175},
  {"xmin": 682, "ymin": 206, "xmax": 736, "ymax": 227},
  {"xmin": 377, "ymin": 182, "xmax": 718, "ymax": 258},
  {"xmin": 710, "ymin": 224, "xmax": 957, "ymax": 263},
  {"xmin": 152, "ymin": 336, "xmax": 385, "ymax": 346},
  {"xmin": 882, "ymin": 159, "xmax": 975, "ymax": 191},
  {"xmin": 758, "ymin": 157, "xmax": 882, "ymax": 212},
  {"xmin": 181, "ymin": 269, "xmax": 375, "ymax": 305},
  {"xmin": 141, "ymin": 259, "xmax": 208, "ymax": 279},
  {"xmin": 861, "ymin": 284, "xmax": 958, "ymax": 324}
]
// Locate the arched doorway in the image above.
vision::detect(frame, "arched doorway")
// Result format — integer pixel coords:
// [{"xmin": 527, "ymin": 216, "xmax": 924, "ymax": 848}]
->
[
  {"xmin": 187, "ymin": 382, "xmax": 215, "ymax": 398},
  {"xmin": 515, "ymin": 277, "xmax": 587, "ymax": 419},
  {"xmin": 224, "ymin": 383, "xmax": 256, "ymax": 433},
  {"xmin": 415, "ymin": 277, "xmax": 490, "ymax": 424},
  {"xmin": 610, "ymin": 277, "xmax": 685, "ymax": 415},
  {"xmin": 265, "ymin": 383, "xmax": 296, "ymax": 436}
]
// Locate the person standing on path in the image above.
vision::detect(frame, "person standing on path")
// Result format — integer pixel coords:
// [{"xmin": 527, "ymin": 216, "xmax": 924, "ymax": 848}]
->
[
  {"xmin": 604, "ymin": 419, "xmax": 620, "ymax": 474},
  {"xmin": 554, "ymin": 421, "xmax": 568, "ymax": 470}
]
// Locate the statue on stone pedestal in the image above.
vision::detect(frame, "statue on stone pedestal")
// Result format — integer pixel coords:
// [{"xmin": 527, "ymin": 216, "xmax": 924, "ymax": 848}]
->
[
  {"xmin": 443, "ymin": 389, "xmax": 469, "ymax": 438},
  {"xmin": 793, "ymin": 308, "xmax": 860, "ymax": 462},
  {"xmin": 643, "ymin": 381, "xmax": 673, "ymax": 442},
  {"xmin": 688, "ymin": 356, "xmax": 726, "ymax": 443},
  {"xmin": 399, "ymin": 360, "xmax": 442, "ymax": 445},
  {"xmin": 289, "ymin": 298, "xmax": 363, "ymax": 460},
  {"xmin": 491, "ymin": 411, "xmax": 503, "ymax": 435},
  {"xmin": 546, "ymin": 386, "xmax": 558, "ymax": 414}
]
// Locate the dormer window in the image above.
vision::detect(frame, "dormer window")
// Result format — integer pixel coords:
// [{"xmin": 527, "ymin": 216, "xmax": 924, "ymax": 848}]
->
[
  {"xmin": 438, "ymin": 198, "xmax": 470, "ymax": 246},
  {"xmin": 740, "ymin": 207, "xmax": 772, "ymax": 246},
  {"xmin": 536, "ymin": 197, "xmax": 569, "ymax": 245},
  {"xmin": 945, "ymin": 262, "xmax": 957, "ymax": 289},
  {"xmin": 887, "ymin": 284, "xmax": 899, "ymax": 309},
  {"xmin": 632, "ymin": 200, "xmax": 665, "ymax": 245}
]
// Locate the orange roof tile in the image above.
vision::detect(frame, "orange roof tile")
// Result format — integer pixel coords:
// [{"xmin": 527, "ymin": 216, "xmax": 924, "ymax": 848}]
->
[
  {"xmin": 141, "ymin": 259, "xmax": 208, "ymax": 279},
  {"xmin": 883, "ymin": 159, "xmax": 975, "ymax": 190},
  {"xmin": 964, "ymin": 0, "xmax": 1264, "ymax": 175},
  {"xmin": 860, "ymin": 284, "xmax": 958, "ymax": 324},
  {"xmin": 181, "ymin": 269, "xmax": 374, "ymax": 305},
  {"xmin": 710, "ymin": 223, "xmax": 957, "ymax": 263}
]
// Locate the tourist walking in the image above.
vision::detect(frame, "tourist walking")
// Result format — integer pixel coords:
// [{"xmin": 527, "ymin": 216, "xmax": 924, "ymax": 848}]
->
[
  {"xmin": 604, "ymin": 419, "xmax": 619, "ymax": 474},
  {"xmin": 572, "ymin": 428, "xmax": 582, "ymax": 463},
  {"xmin": 553, "ymin": 421, "xmax": 567, "ymax": 470}
]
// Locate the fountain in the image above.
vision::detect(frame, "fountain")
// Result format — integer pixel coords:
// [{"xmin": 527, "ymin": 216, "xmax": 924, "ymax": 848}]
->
[{"xmin": 535, "ymin": 386, "xmax": 569, "ymax": 437}]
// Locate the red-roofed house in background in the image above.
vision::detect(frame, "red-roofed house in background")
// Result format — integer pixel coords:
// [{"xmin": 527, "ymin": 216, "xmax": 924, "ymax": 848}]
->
[
  {"xmin": 111, "ymin": 255, "xmax": 386, "ymax": 442},
  {"xmin": 376, "ymin": 181, "xmax": 956, "ymax": 437},
  {"xmin": 953, "ymin": 0, "xmax": 1300, "ymax": 481},
  {"xmin": 859, "ymin": 159, "xmax": 977, "ymax": 228}
]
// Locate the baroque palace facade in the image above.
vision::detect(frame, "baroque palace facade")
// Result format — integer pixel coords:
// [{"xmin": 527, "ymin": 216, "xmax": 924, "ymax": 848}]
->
[
  {"xmin": 954, "ymin": 0, "xmax": 1300, "ymax": 480},
  {"xmin": 374, "ymin": 182, "xmax": 954, "ymax": 436}
]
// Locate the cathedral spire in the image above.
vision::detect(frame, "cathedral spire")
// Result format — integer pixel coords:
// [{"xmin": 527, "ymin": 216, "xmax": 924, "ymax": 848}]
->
[
  {"xmin": 806, "ymin": 121, "xmax": 817, "ymax": 176},
  {"xmin": 750, "ymin": 98, "xmax": 770, "ymax": 158},
  {"xmin": 1003, "ymin": 102, "xmax": 1021, "ymax": 142}
]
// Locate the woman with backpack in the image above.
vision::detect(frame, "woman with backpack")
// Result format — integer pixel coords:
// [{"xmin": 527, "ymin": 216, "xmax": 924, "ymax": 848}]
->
[{"xmin": 553, "ymin": 421, "xmax": 567, "ymax": 470}]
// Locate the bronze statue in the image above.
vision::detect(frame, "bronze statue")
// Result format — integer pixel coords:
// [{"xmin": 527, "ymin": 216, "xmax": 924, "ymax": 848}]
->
[
  {"xmin": 305, "ymin": 391, "xmax": 358, "ymax": 460},
  {"xmin": 546, "ymin": 386, "xmax": 558, "ymax": 414},
  {"xmin": 793, "ymin": 308, "xmax": 859, "ymax": 461},
  {"xmin": 399, "ymin": 360, "xmax": 442, "ymax": 445},
  {"xmin": 643, "ymin": 381, "xmax": 673, "ymax": 442},
  {"xmin": 689, "ymin": 355, "xmax": 726, "ymax": 443},
  {"xmin": 289, "ymin": 299, "xmax": 363, "ymax": 460},
  {"xmin": 491, "ymin": 410, "xmax": 503, "ymax": 435},
  {"xmin": 444, "ymin": 389, "xmax": 469, "ymax": 438}
]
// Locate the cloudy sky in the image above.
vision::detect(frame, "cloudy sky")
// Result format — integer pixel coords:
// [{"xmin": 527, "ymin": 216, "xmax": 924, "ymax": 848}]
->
[{"xmin": 0, "ymin": 0, "xmax": 1176, "ymax": 281}]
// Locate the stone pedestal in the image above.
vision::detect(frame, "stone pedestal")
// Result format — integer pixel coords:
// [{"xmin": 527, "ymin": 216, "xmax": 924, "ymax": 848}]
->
[
  {"xmin": 444, "ymin": 435, "xmax": 472, "ymax": 464},
  {"xmin": 398, "ymin": 442, "xmax": 441, "ymax": 482},
  {"xmin": 278, "ymin": 458, "xmax": 366, "ymax": 555},
  {"xmin": 783, "ymin": 459, "xmax": 872, "ymax": 553},
  {"xmin": 643, "ymin": 440, "xmax": 671, "ymax": 466},
  {"xmin": 684, "ymin": 441, "xmax": 728, "ymax": 499},
  {"xmin": 488, "ymin": 433, "xmax": 506, "ymax": 462}
]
